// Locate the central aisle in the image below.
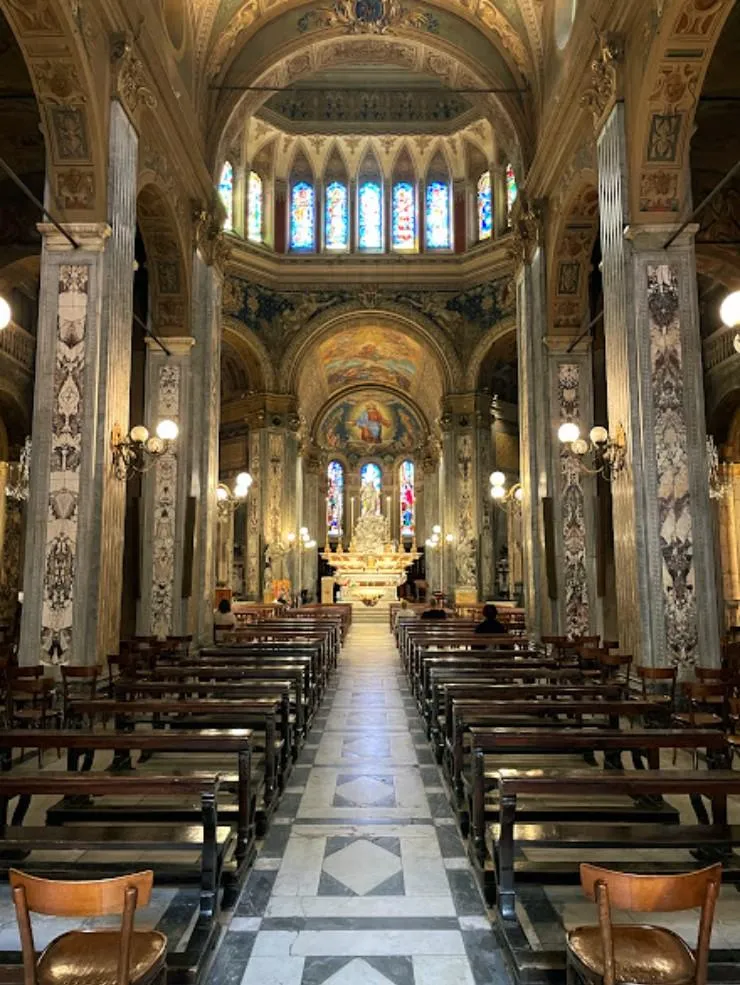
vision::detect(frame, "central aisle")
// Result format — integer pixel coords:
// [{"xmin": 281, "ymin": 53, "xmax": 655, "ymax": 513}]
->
[{"xmin": 211, "ymin": 622, "xmax": 511, "ymax": 985}]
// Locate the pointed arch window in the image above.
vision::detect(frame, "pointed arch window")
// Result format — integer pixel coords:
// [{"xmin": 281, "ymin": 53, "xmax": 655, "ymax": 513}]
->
[
  {"xmin": 399, "ymin": 460, "xmax": 415, "ymax": 538},
  {"xmin": 325, "ymin": 181, "xmax": 349, "ymax": 251},
  {"xmin": 392, "ymin": 182, "xmax": 416, "ymax": 251},
  {"xmin": 358, "ymin": 181, "xmax": 383, "ymax": 250},
  {"xmin": 506, "ymin": 163, "xmax": 518, "ymax": 225},
  {"xmin": 477, "ymin": 171, "xmax": 492, "ymax": 241},
  {"xmin": 327, "ymin": 460, "xmax": 345, "ymax": 537},
  {"xmin": 425, "ymin": 180, "xmax": 451, "ymax": 249},
  {"xmin": 290, "ymin": 181, "xmax": 316, "ymax": 251},
  {"xmin": 247, "ymin": 170, "xmax": 263, "ymax": 243},
  {"xmin": 219, "ymin": 161, "xmax": 234, "ymax": 231}
]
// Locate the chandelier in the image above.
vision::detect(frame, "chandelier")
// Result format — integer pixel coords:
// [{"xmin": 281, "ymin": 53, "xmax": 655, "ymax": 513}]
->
[
  {"xmin": 111, "ymin": 420, "xmax": 179, "ymax": 481},
  {"xmin": 217, "ymin": 473, "xmax": 253, "ymax": 516},
  {"xmin": 490, "ymin": 472, "xmax": 523, "ymax": 512},
  {"xmin": 558, "ymin": 422, "xmax": 627, "ymax": 481}
]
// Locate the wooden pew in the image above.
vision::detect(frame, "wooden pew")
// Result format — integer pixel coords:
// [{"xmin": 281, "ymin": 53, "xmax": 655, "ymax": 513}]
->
[{"xmin": 197, "ymin": 645, "xmax": 325, "ymax": 698}]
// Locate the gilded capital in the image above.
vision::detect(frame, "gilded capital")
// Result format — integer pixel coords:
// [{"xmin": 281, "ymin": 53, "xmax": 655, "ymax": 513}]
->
[{"xmin": 581, "ymin": 32, "xmax": 624, "ymax": 130}]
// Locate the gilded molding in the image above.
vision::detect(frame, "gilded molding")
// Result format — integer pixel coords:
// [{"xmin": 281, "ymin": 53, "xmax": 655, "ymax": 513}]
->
[
  {"xmin": 580, "ymin": 32, "xmax": 624, "ymax": 130},
  {"xmin": 111, "ymin": 35, "xmax": 157, "ymax": 122}
]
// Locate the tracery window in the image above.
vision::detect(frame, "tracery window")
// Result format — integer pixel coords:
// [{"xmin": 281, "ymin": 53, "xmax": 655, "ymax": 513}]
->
[
  {"xmin": 360, "ymin": 462, "xmax": 382, "ymax": 514},
  {"xmin": 290, "ymin": 181, "xmax": 316, "ymax": 251},
  {"xmin": 325, "ymin": 181, "xmax": 349, "ymax": 251},
  {"xmin": 219, "ymin": 161, "xmax": 234, "ymax": 231},
  {"xmin": 477, "ymin": 171, "xmax": 492, "ymax": 241},
  {"xmin": 506, "ymin": 163, "xmax": 518, "ymax": 225},
  {"xmin": 392, "ymin": 182, "xmax": 416, "ymax": 251},
  {"xmin": 247, "ymin": 170, "xmax": 263, "ymax": 243},
  {"xmin": 358, "ymin": 181, "xmax": 383, "ymax": 250},
  {"xmin": 425, "ymin": 180, "xmax": 451, "ymax": 249},
  {"xmin": 399, "ymin": 460, "xmax": 415, "ymax": 538},
  {"xmin": 327, "ymin": 460, "xmax": 344, "ymax": 536}
]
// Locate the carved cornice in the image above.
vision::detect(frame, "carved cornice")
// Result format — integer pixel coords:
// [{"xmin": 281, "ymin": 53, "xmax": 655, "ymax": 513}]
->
[
  {"xmin": 581, "ymin": 32, "xmax": 624, "ymax": 131},
  {"xmin": 110, "ymin": 35, "xmax": 157, "ymax": 124},
  {"xmin": 193, "ymin": 207, "xmax": 232, "ymax": 270}
]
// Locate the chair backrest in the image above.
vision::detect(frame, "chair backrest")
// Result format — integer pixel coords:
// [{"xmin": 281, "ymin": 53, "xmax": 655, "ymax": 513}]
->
[
  {"xmin": 9, "ymin": 869, "xmax": 154, "ymax": 916},
  {"xmin": 61, "ymin": 666, "xmax": 98, "ymax": 702},
  {"xmin": 9, "ymin": 666, "xmax": 44, "ymax": 681},
  {"xmin": 637, "ymin": 664, "xmax": 677, "ymax": 700}
]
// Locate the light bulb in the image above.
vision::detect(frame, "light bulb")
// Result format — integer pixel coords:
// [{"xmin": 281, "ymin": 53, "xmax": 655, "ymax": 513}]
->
[
  {"xmin": 558, "ymin": 421, "xmax": 580, "ymax": 444},
  {"xmin": 0, "ymin": 296, "xmax": 10, "ymax": 330},
  {"xmin": 156, "ymin": 419, "xmax": 179, "ymax": 441},
  {"xmin": 236, "ymin": 471, "xmax": 252, "ymax": 489},
  {"xmin": 432, "ymin": 524, "xmax": 441, "ymax": 535},
  {"xmin": 445, "ymin": 533, "xmax": 454, "ymax": 543},
  {"xmin": 514, "ymin": 486, "xmax": 523, "ymax": 502},
  {"xmin": 720, "ymin": 290, "xmax": 740, "ymax": 328},
  {"xmin": 306, "ymin": 540, "xmax": 317, "ymax": 549},
  {"xmin": 571, "ymin": 437, "xmax": 589, "ymax": 456},
  {"xmin": 287, "ymin": 532, "xmax": 296, "ymax": 543},
  {"xmin": 425, "ymin": 539, "xmax": 433, "ymax": 548},
  {"xmin": 145, "ymin": 435, "xmax": 164, "ymax": 455},
  {"xmin": 217, "ymin": 487, "xmax": 229, "ymax": 502},
  {"xmin": 734, "ymin": 333, "xmax": 740, "ymax": 355},
  {"xmin": 129, "ymin": 425, "xmax": 149, "ymax": 444},
  {"xmin": 299, "ymin": 526, "xmax": 308, "ymax": 536},
  {"xmin": 234, "ymin": 484, "xmax": 248, "ymax": 498},
  {"xmin": 589, "ymin": 426, "xmax": 609, "ymax": 446},
  {"xmin": 491, "ymin": 485, "xmax": 506, "ymax": 500},
  {"xmin": 490, "ymin": 471, "xmax": 506, "ymax": 487}
]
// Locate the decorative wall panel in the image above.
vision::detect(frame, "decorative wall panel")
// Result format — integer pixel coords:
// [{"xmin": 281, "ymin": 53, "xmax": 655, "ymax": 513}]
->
[
  {"xmin": 647, "ymin": 264, "xmax": 698, "ymax": 666},
  {"xmin": 455, "ymin": 432, "xmax": 477, "ymax": 587},
  {"xmin": 41, "ymin": 264, "xmax": 88, "ymax": 661},
  {"xmin": 558, "ymin": 362, "xmax": 589, "ymax": 637},
  {"xmin": 246, "ymin": 429, "xmax": 261, "ymax": 597},
  {"xmin": 150, "ymin": 365, "xmax": 180, "ymax": 639}
]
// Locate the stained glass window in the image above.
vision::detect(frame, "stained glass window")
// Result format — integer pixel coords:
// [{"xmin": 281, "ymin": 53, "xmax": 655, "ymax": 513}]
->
[
  {"xmin": 327, "ymin": 460, "xmax": 344, "ymax": 537},
  {"xmin": 358, "ymin": 181, "xmax": 383, "ymax": 250},
  {"xmin": 247, "ymin": 170, "xmax": 263, "ymax": 243},
  {"xmin": 219, "ymin": 162, "xmax": 234, "ymax": 231},
  {"xmin": 360, "ymin": 462, "xmax": 382, "ymax": 515},
  {"xmin": 506, "ymin": 163, "xmax": 518, "ymax": 225},
  {"xmin": 425, "ymin": 180, "xmax": 451, "ymax": 249},
  {"xmin": 477, "ymin": 171, "xmax": 492, "ymax": 241},
  {"xmin": 399, "ymin": 460, "xmax": 415, "ymax": 538},
  {"xmin": 290, "ymin": 181, "xmax": 315, "ymax": 251},
  {"xmin": 392, "ymin": 182, "xmax": 416, "ymax": 251},
  {"xmin": 325, "ymin": 181, "xmax": 349, "ymax": 251}
]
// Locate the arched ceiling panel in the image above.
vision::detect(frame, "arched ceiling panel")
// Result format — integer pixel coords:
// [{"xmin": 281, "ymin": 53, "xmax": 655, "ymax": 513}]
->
[{"xmin": 314, "ymin": 386, "xmax": 428, "ymax": 455}]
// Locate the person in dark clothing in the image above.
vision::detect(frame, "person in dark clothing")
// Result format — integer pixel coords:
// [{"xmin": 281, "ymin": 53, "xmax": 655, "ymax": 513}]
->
[
  {"xmin": 420, "ymin": 597, "xmax": 447, "ymax": 620},
  {"xmin": 474, "ymin": 603, "xmax": 508, "ymax": 635}
]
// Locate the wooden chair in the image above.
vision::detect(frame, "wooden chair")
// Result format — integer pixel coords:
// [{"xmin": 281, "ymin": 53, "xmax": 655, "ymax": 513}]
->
[
  {"xmin": 672, "ymin": 682, "xmax": 727, "ymax": 767},
  {"xmin": 9, "ymin": 678, "xmax": 61, "ymax": 765},
  {"xmin": 566, "ymin": 862, "xmax": 721, "ymax": 985},
  {"xmin": 61, "ymin": 666, "xmax": 99, "ymax": 728},
  {"xmin": 636, "ymin": 665, "xmax": 677, "ymax": 709},
  {"xmin": 597, "ymin": 653, "xmax": 633, "ymax": 687},
  {"xmin": 10, "ymin": 868, "xmax": 167, "ymax": 985}
]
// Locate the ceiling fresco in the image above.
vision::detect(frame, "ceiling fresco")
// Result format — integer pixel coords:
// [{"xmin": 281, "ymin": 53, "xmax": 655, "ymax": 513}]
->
[
  {"xmin": 316, "ymin": 387, "xmax": 426, "ymax": 453},
  {"xmin": 317, "ymin": 326, "xmax": 422, "ymax": 391}
]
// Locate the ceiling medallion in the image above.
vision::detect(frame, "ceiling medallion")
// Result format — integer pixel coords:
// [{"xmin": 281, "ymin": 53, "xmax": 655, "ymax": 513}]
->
[{"xmin": 298, "ymin": 0, "xmax": 438, "ymax": 35}]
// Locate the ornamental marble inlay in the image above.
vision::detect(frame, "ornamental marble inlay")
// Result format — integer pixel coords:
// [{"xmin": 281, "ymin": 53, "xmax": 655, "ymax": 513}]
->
[
  {"xmin": 150, "ymin": 364, "xmax": 180, "ymax": 639},
  {"xmin": 558, "ymin": 363, "xmax": 589, "ymax": 638},
  {"xmin": 41, "ymin": 264, "xmax": 88, "ymax": 661},
  {"xmin": 455, "ymin": 432, "xmax": 476, "ymax": 588},
  {"xmin": 648, "ymin": 264, "xmax": 698, "ymax": 666}
]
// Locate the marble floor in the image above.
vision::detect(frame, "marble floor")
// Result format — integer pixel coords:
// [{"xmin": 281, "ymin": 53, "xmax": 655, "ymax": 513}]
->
[{"xmin": 210, "ymin": 621, "xmax": 511, "ymax": 985}]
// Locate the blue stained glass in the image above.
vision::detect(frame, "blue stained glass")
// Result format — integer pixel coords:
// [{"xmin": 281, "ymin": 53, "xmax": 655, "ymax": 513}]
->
[
  {"xmin": 425, "ymin": 181, "xmax": 451, "ymax": 249},
  {"xmin": 358, "ymin": 181, "xmax": 383, "ymax": 250},
  {"xmin": 477, "ymin": 171, "xmax": 492, "ymax": 240},
  {"xmin": 506, "ymin": 163, "xmax": 518, "ymax": 225},
  {"xmin": 219, "ymin": 162, "xmax": 234, "ymax": 231},
  {"xmin": 327, "ymin": 460, "xmax": 344, "ymax": 536},
  {"xmin": 399, "ymin": 460, "xmax": 415, "ymax": 537},
  {"xmin": 248, "ymin": 171, "xmax": 263, "ymax": 243},
  {"xmin": 325, "ymin": 181, "xmax": 348, "ymax": 250},
  {"xmin": 290, "ymin": 181, "xmax": 315, "ymax": 250},
  {"xmin": 392, "ymin": 182, "xmax": 416, "ymax": 250}
]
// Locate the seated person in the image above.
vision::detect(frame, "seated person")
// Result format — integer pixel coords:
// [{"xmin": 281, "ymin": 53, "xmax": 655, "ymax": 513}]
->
[
  {"xmin": 394, "ymin": 599, "xmax": 417, "ymax": 629},
  {"xmin": 213, "ymin": 597, "xmax": 236, "ymax": 641},
  {"xmin": 420, "ymin": 597, "xmax": 447, "ymax": 620},
  {"xmin": 474, "ymin": 602, "xmax": 508, "ymax": 635}
]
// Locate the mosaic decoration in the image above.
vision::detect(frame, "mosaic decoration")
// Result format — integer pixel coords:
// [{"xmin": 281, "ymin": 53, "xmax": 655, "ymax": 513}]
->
[
  {"xmin": 648, "ymin": 263, "xmax": 698, "ymax": 666},
  {"xmin": 150, "ymin": 364, "xmax": 180, "ymax": 640},
  {"xmin": 359, "ymin": 181, "xmax": 383, "ymax": 250},
  {"xmin": 290, "ymin": 181, "xmax": 316, "ymax": 250},
  {"xmin": 41, "ymin": 265, "xmax": 88, "ymax": 662},
  {"xmin": 506, "ymin": 162, "xmax": 517, "ymax": 225},
  {"xmin": 425, "ymin": 180, "xmax": 451, "ymax": 249},
  {"xmin": 320, "ymin": 390, "xmax": 424, "ymax": 454},
  {"xmin": 327, "ymin": 459, "xmax": 344, "ymax": 535},
  {"xmin": 247, "ymin": 170, "xmax": 263, "ymax": 243},
  {"xmin": 558, "ymin": 363, "xmax": 589, "ymax": 638},
  {"xmin": 325, "ymin": 181, "xmax": 349, "ymax": 251},
  {"xmin": 360, "ymin": 462, "xmax": 382, "ymax": 516},
  {"xmin": 219, "ymin": 161, "xmax": 234, "ymax": 231},
  {"xmin": 297, "ymin": 0, "xmax": 439, "ymax": 35},
  {"xmin": 399, "ymin": 459, "xmax": 415, "ymax": 538},
  {"xmin": 319, "ymin": 326, "xmax": 421, "ymax": 391},
  {"xmin": 392, "ymin": 182, "xmax": 416, "ymax": 250},
  {"xmin": 477, "ymin": 171, "xmax": 492, "ymax": 240}
]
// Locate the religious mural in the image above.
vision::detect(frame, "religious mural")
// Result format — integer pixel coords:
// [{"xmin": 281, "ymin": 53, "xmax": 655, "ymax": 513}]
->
[
  {"xmin": 318, "ymin": 327, "xmax": 421, "ymax": 391},
  {"xmin": 319, "ymin": 390, "xmax": 424, "ymax": 453}
]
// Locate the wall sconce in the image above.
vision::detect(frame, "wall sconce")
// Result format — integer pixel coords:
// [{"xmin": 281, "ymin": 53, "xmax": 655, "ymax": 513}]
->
[
  {"xmin": 490, "ymin": 472, "xmax": 523, "ymax": 512},
  {"xmin": 111, "ymin": 419, "xmax": 179, "ymax": 481},
  {"xmin": 720, "ymin": 290, "xmax": 740, "ymax": 354},
  {"xmin": 558, "ymin": 422, "xmax": 626, "ymax": 481},
  {"xmin": 288, "ymin": 527, "xmax": 317, "ymax": 550},
  {"xmin": 217, "ymin": 472, "xmax": 253, "ymax": 515},
  {"xmin": 0, "ymin": 295, "xmax": 10, "ymax": 330}
]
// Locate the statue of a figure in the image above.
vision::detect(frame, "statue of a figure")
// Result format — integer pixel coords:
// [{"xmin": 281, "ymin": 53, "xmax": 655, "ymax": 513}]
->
[{"xmin": 360, "ymin": 478, "xmax": 380, "ymax": 517}]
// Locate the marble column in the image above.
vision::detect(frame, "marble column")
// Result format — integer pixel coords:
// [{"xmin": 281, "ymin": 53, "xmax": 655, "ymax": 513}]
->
[
  {"xmin": 516, "ymin": 246, "xmax": 557, "ymax": 638},
  {"xmin": 545, "ymin": 340, "xmax": 598, "ymax": 637},
  {"xmin": 189, "ymin": 253, "xmax": 223, "ymax": 644},
  {"xmin": 137, "ymin": 338, "xmax": 194, "ymax": 639},
  {"xmin": 597, "ymin": 103, "xmax": 720, "ymax": 668},
  {"xmin": 422, "ymin": 459, "xmax": 440, "ymax": 593},
  {"xmin": 0, "ymin": 462, "xmax": 24, "ymax": 628},
  {"xmin": 717, "ymin": 464, "xmax": 740, "ymax": 629}
]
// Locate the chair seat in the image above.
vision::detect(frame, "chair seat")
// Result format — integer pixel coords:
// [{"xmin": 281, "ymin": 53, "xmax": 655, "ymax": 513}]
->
[
  {"xmin": 672, "ymin": 712, "xmax": 722, "ymax": 727},
  {"xmin": 568, "ymin": 923, "xmax": 695, "ymax": 985},
  {"xmin": 37, "ymin": 930, "xmax": 166, "ymax": 985}
]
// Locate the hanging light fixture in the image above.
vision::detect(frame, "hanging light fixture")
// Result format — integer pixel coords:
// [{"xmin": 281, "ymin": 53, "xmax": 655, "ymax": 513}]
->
[
  {"xmin": 217, "ymin": 472, "xmax": 253, "ymax": 514},
  {"xmin": 111, "ymin": 419, "xmax": 179, "ymax": 481},
  {"xmin": 558, "ymin": 422, "xmax": 627, "ymax": 481},
  {"xmin": 490, "ymin": 472, "xmax": 523, "ymax": 512}
]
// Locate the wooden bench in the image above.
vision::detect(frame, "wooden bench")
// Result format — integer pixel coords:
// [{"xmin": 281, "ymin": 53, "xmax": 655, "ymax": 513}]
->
[{"xmin": 197, "ymin": 646, "xmax": 325, "ymax": 698}]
